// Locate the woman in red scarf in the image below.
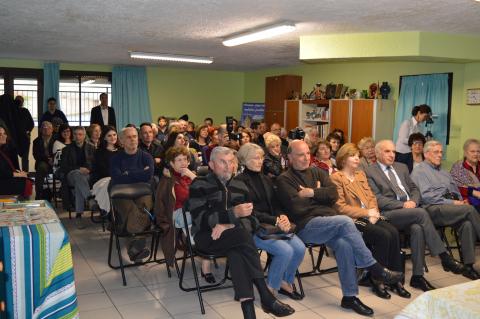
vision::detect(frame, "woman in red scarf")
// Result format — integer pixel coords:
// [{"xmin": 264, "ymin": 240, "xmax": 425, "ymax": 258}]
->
[
  {"xmin": 0, "ymin": 125, "xmax": 32, "ymax": 197},
  {"xmin": 451, "ymin": 139, "xmax": 480, "ymax": 209}
]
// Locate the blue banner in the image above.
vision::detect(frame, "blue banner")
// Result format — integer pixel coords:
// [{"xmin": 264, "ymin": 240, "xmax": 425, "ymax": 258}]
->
[{"xmin": 241, "ymin": 102, "xmax": 265, "ymax": 127}]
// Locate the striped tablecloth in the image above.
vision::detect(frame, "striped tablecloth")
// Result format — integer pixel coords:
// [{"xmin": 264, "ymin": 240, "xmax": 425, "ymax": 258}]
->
[{"xmin": 1, "ymin": 222, "xmax": 78, "ymax": 319}]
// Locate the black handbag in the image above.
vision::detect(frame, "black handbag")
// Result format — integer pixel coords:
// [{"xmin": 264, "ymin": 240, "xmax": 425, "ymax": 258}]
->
[{"xmin": 256, "ymin": 222, "xmax": 296, "ymax": 240}]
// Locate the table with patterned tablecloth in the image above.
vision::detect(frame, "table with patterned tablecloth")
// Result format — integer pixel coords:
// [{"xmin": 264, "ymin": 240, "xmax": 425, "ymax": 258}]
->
[
  {"xmin": 0, "ymin": 204, "xmax": 78, "ymax": 319},
  {"xmin": 396, "ymin": 280, "xmax": 480, "ymax": 319}
]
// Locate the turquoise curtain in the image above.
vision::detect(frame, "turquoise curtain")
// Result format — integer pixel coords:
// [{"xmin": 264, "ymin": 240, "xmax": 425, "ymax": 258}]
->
[
  {"xmin": 394, "ymin": 73, "xmax": 449, "ymax": 145},
  {"xmin": 112, "ymin": 66, "xmax": 151, "ymax": 128},
  {"xmin": 43, "ymin": 62, "xmax": 60, "ymax": 112}
]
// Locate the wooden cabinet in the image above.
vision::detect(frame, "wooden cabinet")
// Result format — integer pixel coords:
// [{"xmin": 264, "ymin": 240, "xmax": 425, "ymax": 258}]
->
[
  {"xmin": 284, "ymin": 99, "xmax": 396, "ymax": 143},
  {"xmin": 265, "ymin": 75, "xmax": 302, "ymax": 127}
]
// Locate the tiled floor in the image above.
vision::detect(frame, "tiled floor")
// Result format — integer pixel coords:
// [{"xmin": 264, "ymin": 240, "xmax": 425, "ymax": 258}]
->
[{"xmin": 62, "ymin": 209, "xmax": 476, "ymax": 319}]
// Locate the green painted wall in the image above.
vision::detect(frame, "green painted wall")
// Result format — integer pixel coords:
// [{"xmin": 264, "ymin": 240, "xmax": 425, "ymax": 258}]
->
[
  {"xmin": 243, "ymin": 61, "xmax": 467, "ymax": 165},
  {"xmin": 461, "ymin": 63, "xmax": 480, "ymax": 147},
  {"xmin": 146, "ymin": 67, "xmax": 244, "ymax": 125}
]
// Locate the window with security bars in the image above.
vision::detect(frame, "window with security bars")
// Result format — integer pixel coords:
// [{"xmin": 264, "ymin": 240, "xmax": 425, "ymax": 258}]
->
[{"xmin": 59, "ymin": 73, "xmax": 112, "ymax": 126}]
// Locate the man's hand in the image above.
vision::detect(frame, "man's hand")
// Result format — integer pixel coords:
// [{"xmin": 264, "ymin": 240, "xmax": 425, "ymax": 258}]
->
[
  {"xmin": 277, "ymin": 215, "xmax": 291, "ymax": 232},
  {"xmin": 403, "ymin": 201, "xmax": 417, "ymax": 209},
  {"xmin": 13, "ymin": 170, "xmax": 27, "ymax": 178},
  {"xmin": 368, "ymin": 216, "xmax": 379, "ymax": 224},
  {"xmin": 211, "ymin": 224, "xmax": 233, "ymax": 240},
  {"xmin": 144, "ymin": 166, "xmax": 150, "ymax": 171},
  {"xmin": 453, "ymin": 200, "xmax": 466, "ymax": 206},
  {"xmin": 154, "ymin": 158, "xmax": 161, "ymax": 164},
  {"xmin": 79, "ymin": 167, "xmax": 90, "ymax": 175},
  {"xmin": 233, "ymin": 203, "xmax": 253, "ymax": 217},
  {"xmin": 473, "ymin": 190, "xmax": 480, "ymax": 199},
  {"xmin": 298, "ymin": 185, "xmax": 314, "ymax": 198}
]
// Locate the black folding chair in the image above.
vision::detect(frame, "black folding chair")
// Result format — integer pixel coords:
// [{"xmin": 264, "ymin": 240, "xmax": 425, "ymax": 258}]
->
[
  {"xmin": 177, "ymin": 207, "xmax": 232, "ymax": 315},
  {"xmin": 437, "ymin": 226, "xmax": 463, "ymax": 263},
  {"xmin": 107, "ymin": 182, "xmax": 171, "ymax": 286},
  {"xmin": 261, "ymin": 251, "xmax": 306, "ymax": 298},
  {"xmin": 298, "ymin": 243, "xmax": 338, "ymax": 277}
]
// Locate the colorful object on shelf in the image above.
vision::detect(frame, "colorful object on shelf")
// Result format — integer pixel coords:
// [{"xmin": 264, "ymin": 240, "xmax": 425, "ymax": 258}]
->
[
  {"xmin": 369, "ymin": 83, "xmax": 378, "ymax": 99},
  {"xmin": 380, "ymin": 81, "xmax": 391, "ymax": 99}
]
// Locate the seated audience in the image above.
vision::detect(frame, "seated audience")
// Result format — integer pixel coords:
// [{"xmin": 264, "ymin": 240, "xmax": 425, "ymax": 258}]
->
[
  {"xmin": 276, "ymin": 140, "xmax": 402, "ymax": 317},
  {"xmin": 303, "ymin": 127, "xmax": 319, "ymax": 152},
  {"xmin": 91, "ymin": 126, "xmax": 120, "ymax": 215},
  {"xmin": 157, "ymin": 116, "xmax": 169, "ymax": 142},
  {"xmin": 190, "ymin": 124, "xmax": 210, "ymax": 153},
  {"xmin": 139, "ymin": 122, "xmax": 164, "ymax": 175},
  {"xmin": 270, "ymin": 122, "xmax": 289, "ymax": 152},
  {"xmin": 331, "ymin": 143, "xmax": 407, "ymax": 299},
  {"xmin": 151, "ymin": 122, "xmax": 159, "ymax": 138},
  {"xmin": 236, "ymin": 143, "xmax": 305, "ymax": 300},
  {"xmin": 52, "ymin": 124, "xmax": 72, "ymax": 175},
  {"xmin": 450, "ymin": 139, "xmax": 480, "ymax": 209},
  {"xmin": 154, "ymin": 146, "xmax": 214, "ymax": 282},
  {"xmin": 33, "ymin": 121, "xmax": 55, "ymax": 200},
  {"xmin": 395, "ymin": 133, "xmax": 425, "ymax": 173},
  {"xmin": 187, "ymin": 121, "xmax": 196, "ymax": 139},
  {"xmin": 240, "ymin": 129, "xmax": 253, "ymax": 146},
  {"xmin": 0, "ymin": 125, "xmax": 32, "ymax": 197},
  {"xmin": 110, "ymin": 127, "xmax": 154, "ymax": 262},
  {"xmin": 366, "ymin": 140, "xmax": 465, "ymax": 290},
  {"xmin": 204, "ymin": 117, "xmax": 213, "ymax": 128},
  {"xmin": 332, "ymin": 128, "xmax": 345, "ymax": 146},
  {"xmin": 203, "ymin": 127, "xmax": 228, "ymax": 164},
  {"xmin": 163, "ymin": 131, "xmax": 198, "ymax": 171},
  {"xmin": 60, "ymin": 126, "xmax": 95, "ymax": 229},
  {"xmin": 188, "ymin": 147, "xmax": 294, "ymax": 318},
  {"xmin": 251, "ymin": 121, "xmax": 267, "ymax": 147},
  {"xmin": 411, "ymin": 140, "xmax": 480, "ymax": 279},
  {"xmin": 310, "ymin": 140, "xmax": 337, "ymax": 175},
  {"xmin": 262, "ymin": 133, "xmax": 286, "ymax": 178},
  {"xmin": 326, "ymin": 132, "xmax": 341, "ymax": 163},
  {"xmin": 87, "ymin": 123, "xmax": 102, "ymax": 149},
  {"xmin": 357, "ymin": 137, "xmax": 376, "ymax": 171},
  {"xmin": 395, "ymin": 104, "xmax": 431, "ymax": 162},
  {"xmin": 39, "ymin": 97, "xmax": 68, "ymax": 128}
]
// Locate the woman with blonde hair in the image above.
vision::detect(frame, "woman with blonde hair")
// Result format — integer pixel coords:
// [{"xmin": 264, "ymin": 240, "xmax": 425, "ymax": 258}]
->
[
  {"xmin": 451, "ymin": 138, "xmax": 480, "ymax": 209},
  {"xmin": 262, "ymin": 132, "xmax": 286, "ymax": 178},
  {"xmin": 331, "ymin": 143, "xmax": 409, "ymax": 299}
]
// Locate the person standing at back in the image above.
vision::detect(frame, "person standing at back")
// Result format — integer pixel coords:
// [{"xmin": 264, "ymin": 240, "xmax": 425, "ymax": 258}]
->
[
  {"xmin": 90, "ymin": 93, "xmax": 116, "ymax": 129},
  {"xmin": 14, "ymin": 95, "xmax": 34, "ymax": 172}
]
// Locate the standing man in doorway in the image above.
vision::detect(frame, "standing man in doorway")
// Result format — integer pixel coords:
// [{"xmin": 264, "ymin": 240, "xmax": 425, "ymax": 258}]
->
[{"xmin": 90, "ymin": 93, "xmax": 116, "ymax": 129}]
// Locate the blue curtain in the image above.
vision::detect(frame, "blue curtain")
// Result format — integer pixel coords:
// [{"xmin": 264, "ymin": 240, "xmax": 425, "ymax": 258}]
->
[
  {"xmin": 112, "ymin": 66, "xmax": 151, "ymax": 128},
  {"xmin": 43, "ymin": 62, "xmax": 60, "ymax": 112},
  {"xmin": 394, "ymin": 73, "xmax": 449, "ymax": 146}
]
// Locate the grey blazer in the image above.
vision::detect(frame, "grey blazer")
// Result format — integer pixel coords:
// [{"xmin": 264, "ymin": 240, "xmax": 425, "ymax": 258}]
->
[{"xmin": 365, "ymin": 162, "xmax": 421, "ymax": 211}]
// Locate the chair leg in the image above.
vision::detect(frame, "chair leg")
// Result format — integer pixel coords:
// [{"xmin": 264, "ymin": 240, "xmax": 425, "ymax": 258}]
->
[
  {"xmin": 115, "ymin": 234, "xmax": 127, "ymax": 286},
  {"xmin": 452, "ymin": 228, "xmax": 464, "ymax": 263},
  {"xmin": 295, "ymin": 270, "xmax": 305, "ymax": 298},
  {"xmin": 315, "ymin": 245, "xmax": 326, "ymax": 272}
]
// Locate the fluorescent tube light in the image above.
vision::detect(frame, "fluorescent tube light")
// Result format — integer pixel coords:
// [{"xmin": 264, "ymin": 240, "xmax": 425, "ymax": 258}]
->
[
  {"xmin": 222, "ymin": 23, "xmax": 296, "ymax": 47},
  {"xmin": 129, "ymin": 52, "xmax": 213, "ymax": 64}
]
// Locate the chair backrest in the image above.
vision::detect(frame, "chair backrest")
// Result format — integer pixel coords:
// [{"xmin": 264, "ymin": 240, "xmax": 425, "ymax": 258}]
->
[
  {"xmin": 110, "ymin": 183, "xmax": 152, "ymax": 200},
  {"xmin": 196, "ymin": 166, "xmax": 209, "ymax": 177}
]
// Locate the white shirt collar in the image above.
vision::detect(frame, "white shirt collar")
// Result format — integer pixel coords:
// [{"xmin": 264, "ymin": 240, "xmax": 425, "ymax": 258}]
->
[{"xmin": 411, "ymin": 116, "xmax": 418, "ymax": 126}]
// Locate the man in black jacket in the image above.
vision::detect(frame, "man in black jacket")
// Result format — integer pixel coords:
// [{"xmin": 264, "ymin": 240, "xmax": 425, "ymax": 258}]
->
[
  {"xmin": 90, "ymin": 93, "xmax": 116, "ymax": 128},
  {"xmin": 14, "ymin": 96, "xmax": 34, "ymax": 171},
  {"xmin": 276, "ymin": 140, "xmax": 402, "ymax": 317},
  {"xmin": 60, "ymin": 126, "xmax": 95, "ymax": 228},
  {"xmin": 33, "ymin": 121, "xmax": 55, "ymax": 200},
  {"xmin": 188, "ymin": 146, "xmax": 294, "ymax": 319}
]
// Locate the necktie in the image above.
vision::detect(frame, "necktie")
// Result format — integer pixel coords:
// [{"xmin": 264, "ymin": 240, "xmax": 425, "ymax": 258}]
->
[{"xmin": 387, "ymin": 166, "xmax": 408, "ymax": 201}]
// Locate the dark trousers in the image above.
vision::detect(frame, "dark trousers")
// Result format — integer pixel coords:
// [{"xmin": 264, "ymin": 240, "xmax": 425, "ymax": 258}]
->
[
  {"xmin": 194, "ymin": 227, "xmax": 264, "ymax": 300},
  {"xmin": 35, "ymin": 161, "xmax": 51, "ymax": 200},
  {"xmin": 355, "ymin": 219, "xmax": 402, "ymax": 272},
  {"xmin": 20, "ymin": 144, "xmax": 30, "ymax": 172}
]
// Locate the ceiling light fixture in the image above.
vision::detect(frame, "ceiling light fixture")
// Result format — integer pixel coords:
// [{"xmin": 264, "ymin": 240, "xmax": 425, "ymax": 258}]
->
[
  {"xmin": 129, "ymin": 51, "xmax": 213, "ymax": 64},
  {"xmin": 222, "ymin": 23, "xmax": 296, "ymax": 47}
]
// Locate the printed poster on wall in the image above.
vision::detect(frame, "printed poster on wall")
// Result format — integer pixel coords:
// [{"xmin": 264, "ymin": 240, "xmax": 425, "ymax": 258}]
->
[{"xmin": 241, "ymin": 102, "xmax": 265, "ymax": 128}]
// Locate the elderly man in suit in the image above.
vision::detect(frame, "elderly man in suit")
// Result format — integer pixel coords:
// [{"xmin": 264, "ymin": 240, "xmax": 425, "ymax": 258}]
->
[
  {"xmin": 411, "ymin": 140, "xmax": 480, "ymax": 280},
  {"xmin": 90, "ymin": 93, "xmax": 116, "ymax": 128},
  {"xmin": 366, "ymin": 140, "xmax": 464, "ymax": 291}
]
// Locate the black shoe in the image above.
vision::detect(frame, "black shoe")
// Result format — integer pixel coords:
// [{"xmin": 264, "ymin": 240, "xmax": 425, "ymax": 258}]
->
[
  {"xmin": 241, "ymin": 300, "xmax": 256, "ymax": 319},
  {"xmin": 201, "ymin": 271, "xmax": 216, "ymax": 284},
  {"xmin": 410, "ymin": 276, "xmax": 436, "ymax": 292},
  {"xmin": 370, "ymin": 280, "xmax": 391, "ymax": 299},
  {"xmin": 441, "ymin": 255, "xmax": 465, "ymax": 274},
  {"xmin": 462, "ymin": 265, "xmax": 480, "ymax": 280},
  {"xmin": 358, "ymin": 270, "xmax": 371, "ymax": 287},
  {"xmin": 341, "ymin": 297, "xmax": 374, "ymax": 317},
  {"xmin": 261, "ymin": 300, "xmax": 295, "ymax": 317},
  {"xmin": 371, "ymin": 268, "xmax": 404, "ymax": 286},
  {"xmin": 278, "ymin": 287, "xmax": 303, "ymax": 300},
  {"xmin": 388, "ymin": 282, "xmax": 411, "ymax": 298}
]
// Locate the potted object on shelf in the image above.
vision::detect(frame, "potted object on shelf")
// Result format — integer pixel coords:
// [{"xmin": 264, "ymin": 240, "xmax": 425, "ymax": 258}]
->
[{"xmin": 368, "ymin": 83, "xmax": 378, "ymax": 99}]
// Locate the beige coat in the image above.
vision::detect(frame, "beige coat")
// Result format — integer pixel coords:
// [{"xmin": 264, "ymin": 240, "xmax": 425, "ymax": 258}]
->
[{"xmin": 330, "ymin": 170, "xmax": 379, "ymax": 219}]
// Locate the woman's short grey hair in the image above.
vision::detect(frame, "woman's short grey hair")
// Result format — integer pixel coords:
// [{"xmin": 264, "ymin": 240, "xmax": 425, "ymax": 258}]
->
[
  {"xmin": 210, "ymin": 146, "xmax": 235, "ymax": 162},
  {"xmin": 357, "ymin": 137, "xmax": 375, "ymax": 150},
  {"xmin": 119, "ymin": 127, "xmax": 137, "ymax": 140},
  {"xmin": 423, "ymin": 140, "xmax": 442, "ymax": 154},
  {"xmin": 237, "ymin": 143, "xmax": 264, "ymax": 166},
  {"xmin": 463, "ymin": 139, "xmax": 480, "ymax": 152}
]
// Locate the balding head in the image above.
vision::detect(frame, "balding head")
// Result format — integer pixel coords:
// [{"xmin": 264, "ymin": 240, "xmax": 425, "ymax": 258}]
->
[
  {"xmin": 287, "ymin": 140, "xmax": 311, "ymax": 171},
  {"xmin": 375, "ymin": 140, "xmax": 396, "ymax": 165}
]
